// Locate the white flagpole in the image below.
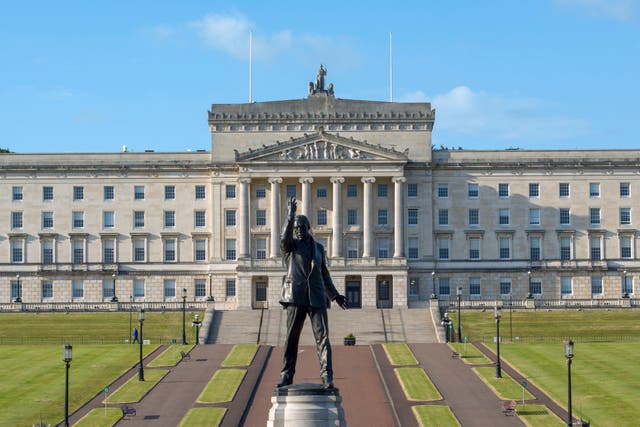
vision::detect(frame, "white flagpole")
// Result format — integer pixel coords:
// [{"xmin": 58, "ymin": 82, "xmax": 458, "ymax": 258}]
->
[
  {"xmin": 389, "ymin": 32, "xmax": 393, "ymax": 102},
  {"xmin": 249, "ymin": 31, "xmax": 253, "ymax": 103}
]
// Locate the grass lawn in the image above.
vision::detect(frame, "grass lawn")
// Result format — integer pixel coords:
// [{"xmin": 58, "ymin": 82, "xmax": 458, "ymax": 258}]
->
[
  {"xmin": 449, "ymin": 342, "xmax": 491, "ymax": 364},
  {"xmin": 499, "ymin": 342, "xmax": 640, "ymax": 427},
  {"xmin": 382, "ymin": 342, "xmax": 418, "ymax": 365},
  {"xmin": 0, "ymin": 312, "xmax": 204, "ymax": 344},
  {"xmin": 148, "ymin": 344, "xmax": 194, "ymax": 367},
  {"xmin": 73, "ymin": 407, "xmax": 122, "ymax": 427},
  {"xmin": 179, "ymin": 407, "xmax": 226, "ymax": 427},
  {"xmin": 221, "ymin": 344, "xmax": 258, "ymax": 367},
  {"xmin": 412, "ymin": 405, "xmax": 459, "ymax": 427},
  {"xmin": 0, "ymin": 344, "xmax": 156, "ymax": 426},
  {"xmin": 106, "ymin": 369, "xmax": 168, "ymax": 403},
  {"xmin": 197, "ymin": 369, "xmax": 246, "ymax": 403},
  {"xmin": 516, "ymin": 404, "xmax": 564, "ymax": 427},
  {"xmin": 473, "ymin": 366, "xmax": 534, "ymax": 401},
  {"xmin": 394, "ymin": 367, "xmax": 442, "ymax": 401}
]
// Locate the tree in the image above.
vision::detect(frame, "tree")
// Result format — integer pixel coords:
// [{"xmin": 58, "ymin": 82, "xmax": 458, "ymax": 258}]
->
[{"xmin": 0, "ymin": 148, "xmax": 11, "ymax": 153}]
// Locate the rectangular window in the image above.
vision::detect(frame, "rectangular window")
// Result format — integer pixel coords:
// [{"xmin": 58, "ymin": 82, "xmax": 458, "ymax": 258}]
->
[
  {"xmin": 620, "ymin": 208, "xmax": 631, "ymax": 225},
  {"xmin": 468, "ymin": 209, "xmax": 479, "ymax": 226},
  {"xmin": 72, "ymin": 280, "xmax": 84, "ymax": 299},
  {"xmin": 529, "ymin": 208, "xmax": 540, "ymax": 225},
  {"xmin": 226, "ymin": 239, "xmax": 236, "ymax": 260},
  {"xmin": 195, "ymin": 185, "xmax": 206, "ymax": 200},
  {"xmin": 559, "ymin": 183, "xmax": 570, "ymax": 198},
  {"xmin": 500, "ymin": 279, "xmax": 511, "ymax": 295},
  {"xmin": 164, "ymin": 280, "xmax": 176, "ymax": 298},
  {"xmin": 102, "ymin": 239, "xmax": 115, "ymax": 263},
  {"xmin": 378, "ymin": 183, "xmax": 388, "ymax": 198},
  {"xmin": 347, "ymin": 239, "xmax": 359, "ymax": 258},
  {"xmin": 226, "ymin": 210, "xmax": 237, "ymax": 227},
  {"xmin": 377, "ymin": 209, "xmax": 388, "ymax": 226},
  {"xmin": 622, "ymin": 276, "xmax": 634, "ymax": 295},
  {"xmin": 12, "ymin": 211, "xmax": 23, "ymax": 229},
  {"xmin": 560, "ymin": 236, "xmax": 571, "ymax": 260},
  {"xmin": 226, "ymin": 279, "xmax": 236, "ymax": 297},
  {"xmin": 499, "ymin": 208, "xmax": 510, "ymax": 225},
  {"xmin": 438, "ymin": 237, "xmax": 449, "ymax": 260},
  {"xmin": 72, "ymin": 240, "xmax": 84, "ymax": 264},
  {"xmin": 164, "ymin": 210, "xmax": 176, "ymax": 228},
  {"xmin": 42, "ymin": 280, "xmax": 53, "ymax": 299},
  {"xmin": 226, "ymin": 185, "xmax": 236, "ymax": 199},
  {"xmin": 316, "ymin": 186, "xmax": 327, "ymax": 198},
  {"xmin": 256, "ymin": 238, "xmax": 267, "ymax": 259},
  {"xmin": 347, "ymin": 209, "xmax": 358, "ymax": 225},
  {"xmin": 11, "ymin": 240, "xmax": 23, "ymax": 263},
  {"xmin": 42, "ymin": 240, "xmax": 54, "ymax": 264},
  {"xmin": 347, "ymin": 184, "xmax": 357, "ymax": 197},
  {"xmin": 590, "ymin": 208, "xmax": 600, "ymax": 225},
  {"xmin": 407, "ymin": 183, "xmax": 418, "ymax": 198},
  {"xmin": 561, "ymin": 276, "xmax": 572, "ymax": 295},
  {"xmin": 621, "ymin": 236, "xmax": 632, "ymax": 258},
  {"xmin": 43, "ymin": 186, "xmax": 54, "ymax": 201},
  {"xmin": 286, "ymin": 185, "xmax": 296, "ymax": 198},
  {"xmin": 589, "ymin": 182, "xmax": 600, "ymax": 197},
  {"xmin": 73, "ymin": 186, "xmax": 84, "ymax": 201},
  {"xmin": 590, "ymin": 237, "xmax": 601, "ymax": 261},
  {"xmin": 469, "ymin": 278, "xmax": 481, "ymax": 296},
  {"xmin": 377, "ymin": 238, "xmax": 390, "ymax": 258},
  {"xmin": 529, "ymin": 278, "xmax": 542, "ymax": 295},
  {"xmin": 102, "ymin": 279, "xmax": 115, "ymax": 299},
  {"xmin": 317, "ymin": 209, "xmax": 327, "ymax": 226},
  {"xmin": 559, "ymin": 208, "xmax": 571, "ymax": 225},
  {"xmin": 498, "ymin": 183, "xmax": 509, "ymax": 197},
  {"xmin": 134, "ymin": 211, "xmax": 145, "ymax": 228},
  {"xmin": 134, "ymin": 279, "xmax": 145, "ymax": 298},
  {"xmin": 164, "ymin": 239, "xmax": 176, "ymax": 262},
  {"xmin": 104, "ymin": 186, "xmax": 114, "ymax": 200},
  {"xmin": 195, "ymin": 279, "xmax": 206, "ymax": 298},
  {"xmin": 195, "ymin": 239, "xmax": 207, "ymax": 261},
  {"xmin": 499, "ymin": 236, "xmax": 511, "ymax": 259},
  {"xmin": 438, "ymin": 277, "xmax": 450, "ymax": 296},
  {"xmin": 9, "ymin": 280, "xmax": 21, "ymax": 301},
  {"xmin": 437, "ymin": 184, "xmax": 448, "ymax": 198},
  {"xmin": 72, "ymin": 211, "xmax": 84, "ymax": 228},
  {"xmin": 256, "ymin": 209, "xmax": 267, "ymax": 226},
  {"xmin": 469, "ymin": 237, "xmax": 480, "ymax": 260},
  {"xmin": 438, "ymin": 209, "xmax": 449, "ymax": 226},
  {"xmin": 133, "ymin": 238, "xmax": 145, "ymax": 262},
  {"xmin": 255, "ymin": 185, "xmax": 266, "ymax": 199},
  {"xmin": 134, "ymin": 185, "xmax": 145, "ymax": 200},
  {"xmin": 468, "ymin": 183, "xmax": 479, "ymax": 198},
  {"xmin": 408, "ymin": 208, "xmax": 418, "ymax": 225},
  {"xmin": 620, "ymin": 182, "xmax": 630, "ymax": 197},
  {"xmin": 591, "ymin": 276, "xmax": 603, "ymax": 295},
  {"xmin": 408, "ymin": 237, "xmax": 419, "ymax": 260},
  {"xmin": 530, "ymin": 236, "xmax": 541, "ymax": 261},
  {"xmin": 165, "ymin": 185, "xmax": 175, "ymax": 200},
  {"xmin": 194, "ymin": 210, "xmax": 206, "ymax": 228},
  {"xmin": 103, "ymin": 211, "xmax": 114, "ymax": 229},
  {"xmin": 42, "ymin": 211, "xmax": 54, "ymax": 229},
  {"xmin": 529, "ymin": 183, "xmax": 539, "ymax": 197},
  {"xmin": 12, "ymin": 186, "xmax": 23, "ymax": 201}
]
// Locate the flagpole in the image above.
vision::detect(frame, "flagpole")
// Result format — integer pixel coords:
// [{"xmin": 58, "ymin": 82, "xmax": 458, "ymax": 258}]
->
[
  {"xmin": 389, "ymin": 32, "xmax": 393, "ymax": 102},
  {"xmin": 249, "ymin": 31, "xmax": 253, "ymax": 103}
]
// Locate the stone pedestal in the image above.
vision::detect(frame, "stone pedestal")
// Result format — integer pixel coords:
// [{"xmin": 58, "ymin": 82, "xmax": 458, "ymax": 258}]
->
[{"xmin": 267, "ymin": 383, "xmax": 346, "ymax": 427}]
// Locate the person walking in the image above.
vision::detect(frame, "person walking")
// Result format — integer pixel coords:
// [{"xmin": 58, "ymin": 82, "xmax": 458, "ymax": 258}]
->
[{"xmin": 132, "ymin": 327, "xmax": 139, "ymax": 344}]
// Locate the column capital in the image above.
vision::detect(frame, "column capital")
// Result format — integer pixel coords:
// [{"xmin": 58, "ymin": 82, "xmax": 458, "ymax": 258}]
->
[
  {"xmin": 238, "ymin": 177, "xmax": 252, "ymax": 184},
  {"xmin": 299, "ymin": 177, "xmax": 314, "ymax": 184},
  {"xmin": 392, "ymin": 176, "xmax": 407, "ymax": 184},
  {"xmin": 268, "ymin": 177, "xmax": 283, "ymax": 184},
  {"xmin": 330, "ymin": 176, "xmax": 345, "ymax": 184},
  {"xmin": 361, "ymin": 176, "xmax": 376, "ymax": 184}
]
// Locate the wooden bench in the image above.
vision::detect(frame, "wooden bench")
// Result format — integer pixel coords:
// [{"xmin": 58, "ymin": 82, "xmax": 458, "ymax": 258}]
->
[
  {"xmin": 502, "ymin": 400, "xmax": 516, "ymax": 416},
  {"xmin": 121, "ymin": 406, "xmax": 136, "ymax": 417},
  {"xmin": 451, "ymin": 350, "xmax": 460, "ymax": 359},
  {"xmin": 180, "ymin": 350, "xmax": 191, "ymax": 360}
]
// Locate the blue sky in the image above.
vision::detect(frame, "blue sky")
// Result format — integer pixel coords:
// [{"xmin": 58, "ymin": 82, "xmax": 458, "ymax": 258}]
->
[{"xmin": 1, "ymin": 0, "xmax": 638, "ymax": 153}]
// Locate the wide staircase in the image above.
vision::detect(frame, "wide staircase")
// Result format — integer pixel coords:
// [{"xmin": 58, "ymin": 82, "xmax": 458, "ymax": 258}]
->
[{"xmin": 206, "ymin": 307, "xmax": 439, "ymax": 345}]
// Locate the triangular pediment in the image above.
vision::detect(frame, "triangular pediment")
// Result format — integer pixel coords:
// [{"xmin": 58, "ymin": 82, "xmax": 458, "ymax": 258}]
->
[{"xmin": 234, "ymin": 131, "xmax": 409, "ymax": 162}]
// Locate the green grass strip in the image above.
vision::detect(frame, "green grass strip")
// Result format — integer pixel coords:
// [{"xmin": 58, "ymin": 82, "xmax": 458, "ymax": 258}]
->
[
  {"xmin": 394, "ymin": 367, "xmax": 442, "ymax": 401},
  {"xmin": 473, "ymin": 367, "xmax": 535, "ymax": 401},
  {"xmin": 106, "ymin": 369, "xmax": 168, "ymax": 403},
  {"xmin": 148, "ymin": 344, "xmax": 194, "ymax": 367},
  {"xmin": 383, "ymin": 342, "xmax": 418, "ymax": 366},
  {"xmin": 412, "ymin": 405, "xmax": 460, "ymax": 427},
  {"xmin": 179, "ymin": 407, "xmax": 226, "ymax": 427},
  {"xmin": 221, "ymin": 344, "xmax": 258, "ymax": 367},
  {"xmin": 516, "ymin": 404, "xmax": 565, "ymax": 427},
  {"xmin": 449, "ymin": 342, "xmax": 492, "ymax": 364},
  {"xmin": 73, "ymin": 407, "xmax": 122, "ymax": 427},
  {"xmin": 197, "ymin": 369, "xmax": 246, "ymax": 403}
]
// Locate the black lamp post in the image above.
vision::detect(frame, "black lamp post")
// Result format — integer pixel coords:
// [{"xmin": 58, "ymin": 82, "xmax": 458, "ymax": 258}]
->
[
  {"xmin": 622, "ymin": 270, "xmax": 630, "ymax": 298},
  {"xmin": 431, "ymin": 271, "xmax": 437, "ymax": 299},
  {"xmin": 456, "ymin": 286, "xmax": 462, "ymax": 343},
  {"xmin": 129, "ymin": 295, "xmax": 133, "ymax": 344},
  {"xmin": 207, "ymin": 272, "xmax": 215, "ymax": 301},
  {"xmin": 192, "ymin": 313, "xmax": 202, "ymax": 345},
  {"xmin": 62, "ymin": 344, "xmax": 72, "ymax": 427},
  {"xmin": 15, "ymin": 273, "xmax": 22, "ymax": 303},
  {"xmin": 110, "ymin": 273, "xmax": 118, "ymax": 303},
  {"xmin": 181, "ymin": 288, "xmax": 187, "ymax": 345},
  {"xmin": 509, "ymin": 292, "xmax": 513, "ymax": 342},
  {"xmin": 564, "ymin": 339, "xmax": 574, "ymax": 427},
  {"xmin": 495, "ymin": 307, "xmax": 502, "ymax": 378},
  {"xmin": 138, "ymin": 309, "xmax": 145, "ymax": 381}
]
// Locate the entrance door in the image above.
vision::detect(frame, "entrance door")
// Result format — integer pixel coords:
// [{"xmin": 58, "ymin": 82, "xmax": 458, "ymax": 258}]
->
[
  {"xmin": 345, "ymin": 280, "xmax": 361, "ymax": 309},
  {"xmin": 376, "ymin": 278, "xmax": 392, "ymax": 308},
  {"xmin": 253, "ymin": 281, "xmax": 268, "ymax": 309}
]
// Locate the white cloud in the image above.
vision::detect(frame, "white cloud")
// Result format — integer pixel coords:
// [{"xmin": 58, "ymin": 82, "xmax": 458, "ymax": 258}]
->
[{"xmin": 555, "ymin": 0, "xmax": 635, "ymax": 21}]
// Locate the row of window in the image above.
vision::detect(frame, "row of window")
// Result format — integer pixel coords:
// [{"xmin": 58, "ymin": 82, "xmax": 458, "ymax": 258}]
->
[
  {"xmin": 223, "ymin": 182, "xmax": 420, "ymax": 199},
  {"xmin": 435, "ymin": 182, "xmax": 631, "ymax": 199},
  {"xmin": 9, "ymin": 185, "xmax": 207, "ymax": 202}
]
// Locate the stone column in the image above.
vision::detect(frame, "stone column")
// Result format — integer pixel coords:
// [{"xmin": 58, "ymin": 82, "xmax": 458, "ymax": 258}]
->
[
  {"xmin": 331, "ymin": 177, "xmax": 344, "ymax": 258},
  {"xmin": 299, "ymin": 177, "xmax": 314, "ymax": 217},
  {"xmin": 393, "ymin": 176, "xmax": 407, "ymax": 258},
  {"xmin": 268, "ymin": 178, "xmax": 282, "ymax": 259},
  {"xmin": 362, "ymin": 177, "xmax": 376, "ymax": 258},
  {"xmin": 238, "ymin": 178, "xmax": 251, "ymax": 259}
]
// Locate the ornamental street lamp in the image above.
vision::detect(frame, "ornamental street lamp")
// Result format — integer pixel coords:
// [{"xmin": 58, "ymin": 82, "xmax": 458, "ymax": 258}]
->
[
  {"xmin": 181, "ymin": 288, "xmax": 188, "ymax": 345},
  {"xmin": 15, "ymin": 273, "xmax": 22, "ymax": 303},
  {"xmin": 207, "ymin": 272, "xmax": 215, "ymax": 301},
  {"xmin": 456, "ymin": 286, "xmax": 463, "ymax": 343},
  {"xmin": 138, "ymin": 309, "xmax": 145, "ymax": 381},
  {"xmin": 495, "ymin": 307, "xmax": 502, "ymax": 378},
  {"xmin": 441, "ymin": 312, "xmax": 451, "ymax": 343},
  {"xmin": 110, "ymin": 273, "xmax": 118, "ymax": 303},
  {"xmin": 564, "ymin": 339, "xmax": 574, "ymax": 427},
  {"xmin": 431, "ymin": 271, "xmax": 437, "ymax": 299},
  {"xmin": 62, "ymin": 344, "xmax": 72, "ymax": 427},
  {"xmin": 192, "ymin": 313, "xmax": 202, "ymax": 345},
  {"xmin": 509, "ymin": 292, "xmax": 513, "ymax": 342},
  {"xmin": 129, "ymin": 295, "xmax": 133, "ymax": 344}
]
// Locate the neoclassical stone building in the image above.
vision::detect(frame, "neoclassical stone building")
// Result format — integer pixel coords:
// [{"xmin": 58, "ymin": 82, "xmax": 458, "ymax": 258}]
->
[{"xmin": 1, "ymin": 73, "xmax": 637, "ymax": 308}]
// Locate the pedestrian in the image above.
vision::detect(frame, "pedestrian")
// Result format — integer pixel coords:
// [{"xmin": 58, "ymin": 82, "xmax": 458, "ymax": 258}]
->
[{"xmin": 132, "ymin": 327, "xmax": 139, "ymax": 343}]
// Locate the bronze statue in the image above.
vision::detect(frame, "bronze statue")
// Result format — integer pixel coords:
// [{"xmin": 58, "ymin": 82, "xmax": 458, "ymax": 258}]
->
[
  {"xmin": 316, "ymin": 64, "xmax": 327, "ymax": 92},
  {"xmin": 277, "ymin": 197, "xmax": 348, "ymax": 389}
]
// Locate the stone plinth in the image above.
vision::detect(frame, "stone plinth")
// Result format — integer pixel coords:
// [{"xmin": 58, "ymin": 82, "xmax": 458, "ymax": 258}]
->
[{"xmin": 267, "ymin": 383, "xmax": 346, "ymax": 427}]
